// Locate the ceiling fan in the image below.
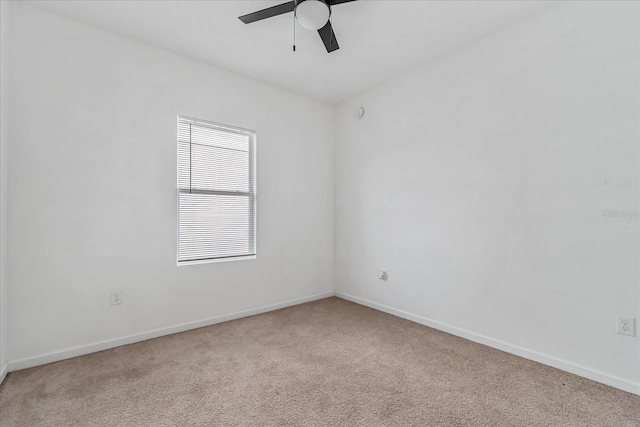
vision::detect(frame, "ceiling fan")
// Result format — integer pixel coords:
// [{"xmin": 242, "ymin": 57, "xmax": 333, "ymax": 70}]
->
[{"xmin": 239, "ymin": 0, "xmax": 358, "ymax": 53}]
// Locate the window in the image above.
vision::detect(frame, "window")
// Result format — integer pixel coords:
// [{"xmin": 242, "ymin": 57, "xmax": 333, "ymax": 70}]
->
[{"xmin": 177, "ymin": 116, "xmax": 256, "ymax": 264}]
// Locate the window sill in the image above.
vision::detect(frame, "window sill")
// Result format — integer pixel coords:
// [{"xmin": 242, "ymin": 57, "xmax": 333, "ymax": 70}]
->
[{"xmin": 177, "ymin": 255, "xmax": 256, "ymax": 266}]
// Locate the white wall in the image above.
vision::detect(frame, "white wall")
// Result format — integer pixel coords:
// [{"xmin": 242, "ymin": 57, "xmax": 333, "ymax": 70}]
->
[
  {"xmin": 7, "ymin": 3, "xmax": 334, "ymax": 364},
  {"xmin": 0, "ymin": 0, "xmax": 10, "ymax": 380},
  {"xmin": 335, "ymin": 1, "xmax": 639, "ymax": 393}
]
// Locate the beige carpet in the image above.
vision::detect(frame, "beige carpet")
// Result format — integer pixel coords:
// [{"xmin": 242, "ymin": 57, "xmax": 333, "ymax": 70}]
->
[{"xmin": 1, "ymin": 297, "xmax": 639, "ymax": 426}]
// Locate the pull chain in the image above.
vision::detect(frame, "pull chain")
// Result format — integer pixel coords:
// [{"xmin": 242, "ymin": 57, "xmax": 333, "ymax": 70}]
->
[
  {"xmin": 293, "ymin": 12, "xmax": 296, "ymax": 52},
  {"xmin": 189, "ymin": 123, "xmax": 192, "ymax": 194}
]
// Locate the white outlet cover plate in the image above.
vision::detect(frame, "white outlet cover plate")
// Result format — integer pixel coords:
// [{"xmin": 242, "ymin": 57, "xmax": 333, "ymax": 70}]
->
[
  {"xmin": 110, "ymin": 291, "xmax": 122, "ymax": 305},
  {"xmin": 617, "ymin": 316, "xmax": 636, "ymax": 337}
]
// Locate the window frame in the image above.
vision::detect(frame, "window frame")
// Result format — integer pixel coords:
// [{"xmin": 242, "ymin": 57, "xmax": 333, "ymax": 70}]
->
[{"xmin": 176, "ymin": 115, "xmax": 257, "ymax": 266}]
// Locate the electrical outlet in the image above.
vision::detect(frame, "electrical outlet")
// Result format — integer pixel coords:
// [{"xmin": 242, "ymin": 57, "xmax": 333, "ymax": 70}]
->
[
  {"xmin": 378, "ymin": 271, "xmax": 388, "ymax": 281},
  {"xmin": 110, "ymin": 291, "xmax": 123, "ymax": 305},
  {"xmin": 617, "ymin": 316, "xmax": 636, "ymax": 337}
]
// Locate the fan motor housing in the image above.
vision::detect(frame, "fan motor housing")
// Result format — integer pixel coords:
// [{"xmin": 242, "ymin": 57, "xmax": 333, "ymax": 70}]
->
[{"xmin": 295, "ymin": 0, "xmax": 331, "ymax": 8}]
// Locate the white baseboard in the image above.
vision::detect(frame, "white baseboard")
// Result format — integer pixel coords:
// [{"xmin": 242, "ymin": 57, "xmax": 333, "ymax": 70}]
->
[
  {"xmin": 8, "ymin": 291, "xmax": 335, "ymax": 372},
  {"xmin": 335, "ymin": 291, "xmax": 640, "ymax": 396},
  {"xmin": 0, "ymin": 363, "xmax": 7, "ymax": 385}
]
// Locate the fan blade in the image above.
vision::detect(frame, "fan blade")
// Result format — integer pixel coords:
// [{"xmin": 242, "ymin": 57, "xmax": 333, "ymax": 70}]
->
[
  {"xmin": 239, "ymin": 1, "xmax": 295, "ymax": 24},
  {"xmin": 318, "ymin": 21, "xmax": 340, "ymax": 53},
  {"xmin": 330, "ymin": 0, "xmax": 358, "ymax": 5}
]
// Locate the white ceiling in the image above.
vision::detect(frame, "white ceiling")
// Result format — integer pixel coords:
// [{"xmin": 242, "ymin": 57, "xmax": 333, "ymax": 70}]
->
[{"xmin": 30, "ymin": 0, "xmax": 552, "ymax": 104}]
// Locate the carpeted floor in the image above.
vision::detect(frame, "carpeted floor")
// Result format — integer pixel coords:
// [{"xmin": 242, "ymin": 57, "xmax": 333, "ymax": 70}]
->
[{"xmin": 1, "ymin": 297, "xmax": 639, "ymax": 426}]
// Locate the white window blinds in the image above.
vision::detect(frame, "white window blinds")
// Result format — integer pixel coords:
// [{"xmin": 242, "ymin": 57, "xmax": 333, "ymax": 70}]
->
[{"xmin": 177, "ymin": 116, "xmax": 256, "ymax": 264}]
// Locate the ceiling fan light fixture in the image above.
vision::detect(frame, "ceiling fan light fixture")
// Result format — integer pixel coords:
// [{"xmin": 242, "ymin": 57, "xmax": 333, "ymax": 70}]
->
[{"xmin": 295, "ymin": 0, "xmax": 330, "ymax": 31}]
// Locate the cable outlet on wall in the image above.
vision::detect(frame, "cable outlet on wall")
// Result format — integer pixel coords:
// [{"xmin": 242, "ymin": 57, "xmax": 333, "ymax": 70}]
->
[
  {"xmin": 378, "ymin": 270, "xmax": 388, "ymax": 281},
  {"xmin": 617, "ymin": 316, "xmax": 636, "ymax": 337},
  {"xmin": 110, "ymin": 291, "xmax": 123, "ymax": 305}
]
